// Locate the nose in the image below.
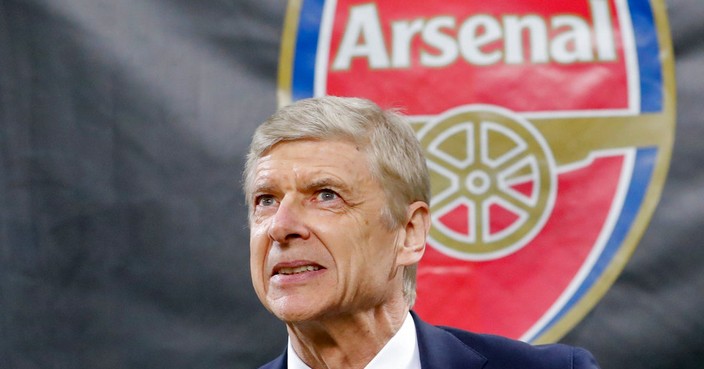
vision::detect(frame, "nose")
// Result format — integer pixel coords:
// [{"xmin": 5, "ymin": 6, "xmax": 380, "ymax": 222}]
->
[{"xmin": 268, "ymin": 197, "xmax": 310, "ymax": 243}]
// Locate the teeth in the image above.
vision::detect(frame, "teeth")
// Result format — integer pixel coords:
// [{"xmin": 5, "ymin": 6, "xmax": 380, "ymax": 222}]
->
[{"xmin": 278, "ymin": 265, "xmax": 320, "ymax": 275}]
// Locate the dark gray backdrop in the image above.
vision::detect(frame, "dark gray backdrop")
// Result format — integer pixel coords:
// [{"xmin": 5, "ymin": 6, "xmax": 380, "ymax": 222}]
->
[{"xmin": 0, "ymin": 0, "xmax": 702, "ymax": 368}]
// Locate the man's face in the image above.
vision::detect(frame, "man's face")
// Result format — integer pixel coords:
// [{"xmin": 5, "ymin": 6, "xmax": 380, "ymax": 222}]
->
[{"xmin": 248, "ymin": 139, "xmax": 404, "ymax": 322}]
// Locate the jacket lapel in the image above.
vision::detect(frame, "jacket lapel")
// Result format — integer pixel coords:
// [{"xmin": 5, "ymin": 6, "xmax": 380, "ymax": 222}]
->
[
  {"xmin": 412, "ymin": 312, "xmax": 488, "ymax": 369},
  {"xmin": 259, "ymin": 349, "xmax": 286, "ymax": 369}
]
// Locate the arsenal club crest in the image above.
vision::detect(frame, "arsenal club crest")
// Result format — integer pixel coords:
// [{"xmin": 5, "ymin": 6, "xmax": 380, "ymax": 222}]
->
[{"xmin": 278, "ymin": 0, "xmax": 675, "ymax": 342}]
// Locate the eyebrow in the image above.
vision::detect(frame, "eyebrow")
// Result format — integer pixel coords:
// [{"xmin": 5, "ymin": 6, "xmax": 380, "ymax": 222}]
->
[
  {"xmin": 301, "ymin": 176, "xmax": 351, "ymax": 194},
  {"xmin": 250, "ymin": 175, "xmax": 351, "ymax": 195},
  {"xmin": 250, "ymin": 181, "xmax": 278, "ymax": 196}
]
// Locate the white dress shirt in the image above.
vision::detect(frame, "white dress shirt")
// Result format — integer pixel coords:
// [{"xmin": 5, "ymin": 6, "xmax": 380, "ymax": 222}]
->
[{"xmin": 287, "ymin": 312, "xmax": 421, "ymax": 369}]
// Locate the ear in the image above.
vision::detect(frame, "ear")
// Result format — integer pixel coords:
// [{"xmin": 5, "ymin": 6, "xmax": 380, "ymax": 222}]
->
[{"xmin": 396, "ymin": 201, "xmax": 430, "ymax": 267}]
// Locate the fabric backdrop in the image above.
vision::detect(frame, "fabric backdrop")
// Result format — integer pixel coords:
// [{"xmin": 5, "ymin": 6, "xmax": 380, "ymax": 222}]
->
[{"xmin": 0, "ymin": 0, "xmax": 702, "ymax": 368}]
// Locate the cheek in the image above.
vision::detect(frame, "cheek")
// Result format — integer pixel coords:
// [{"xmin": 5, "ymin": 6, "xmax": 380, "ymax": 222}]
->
[
  {"xmin": 339, "ymin": 230, "xmax": 393, "ymax": 278},
  {"xmin": 249, "ymin": 226, "xmax": 270, "ymax": 287},
  {"xmin": 358, "ymin": 230, "xmax": 400, "ymax": 276}
]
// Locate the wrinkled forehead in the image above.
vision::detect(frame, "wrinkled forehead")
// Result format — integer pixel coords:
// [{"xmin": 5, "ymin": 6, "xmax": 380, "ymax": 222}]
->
[{"xmin": 245, "ymin": 138, "xmax": 377, "ymax": 198}]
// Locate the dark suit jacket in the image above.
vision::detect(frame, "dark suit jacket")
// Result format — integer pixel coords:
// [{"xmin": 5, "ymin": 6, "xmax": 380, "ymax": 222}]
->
[{"xmin": 258, "ymin": 312, "xmax": 600, "ymax": 369}]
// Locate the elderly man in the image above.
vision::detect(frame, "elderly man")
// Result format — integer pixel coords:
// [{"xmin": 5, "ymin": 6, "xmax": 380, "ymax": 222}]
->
[{"xmin": 244, "ymin": 96, "xmax": 600, "ymax": 369}]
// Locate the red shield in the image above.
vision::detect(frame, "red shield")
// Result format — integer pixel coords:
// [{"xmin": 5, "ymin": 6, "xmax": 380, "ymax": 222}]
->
[{"xmin": 278, "ymin": 0, "xmax": 675, "ymax": 342}]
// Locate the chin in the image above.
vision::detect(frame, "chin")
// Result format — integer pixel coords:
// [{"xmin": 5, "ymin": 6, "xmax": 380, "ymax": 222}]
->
[{"xmin": 269, "ymin": 299, "xmax": 327, "ymax": 323}]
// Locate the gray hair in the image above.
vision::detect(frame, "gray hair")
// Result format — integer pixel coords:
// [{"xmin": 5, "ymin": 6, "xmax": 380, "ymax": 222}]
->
[{"xmin": 243, "ymin": 96, "xmax": 430, "ymax": 307}]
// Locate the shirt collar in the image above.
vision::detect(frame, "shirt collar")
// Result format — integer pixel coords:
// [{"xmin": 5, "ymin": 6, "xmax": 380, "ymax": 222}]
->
[{"xmin": 287, "ymin": 312, "xmax": 421, "ymax": 369}]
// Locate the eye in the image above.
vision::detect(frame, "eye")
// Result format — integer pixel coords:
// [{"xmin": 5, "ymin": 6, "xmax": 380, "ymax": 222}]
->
[
  {"xmin": 255, "ymin": 194, "xmax": 277, "ymax": 207},
  {"xmin": 316, "ymin": 189, "xmax": 339, "ymax": 202}
]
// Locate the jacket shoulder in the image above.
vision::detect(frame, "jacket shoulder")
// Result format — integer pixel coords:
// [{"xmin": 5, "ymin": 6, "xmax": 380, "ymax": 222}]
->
[
  {"xmin": 438, "ymin": 326, "xmax": 600, "ymax": 369},
  {"xmin": 256, "ymin": 351, "xmax": 286, "ymax": 369}
]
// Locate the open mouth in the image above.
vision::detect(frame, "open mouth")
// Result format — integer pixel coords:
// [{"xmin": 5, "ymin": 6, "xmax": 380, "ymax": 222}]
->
[{"xmin": 274, "ymin": 264, "xmax": 322, "ymax": 276}]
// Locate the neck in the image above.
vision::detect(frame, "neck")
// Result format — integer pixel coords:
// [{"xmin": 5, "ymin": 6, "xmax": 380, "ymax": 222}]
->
[{"xmin": 286, "ymin": 301, "xmax": 409, "ymax": 369}]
